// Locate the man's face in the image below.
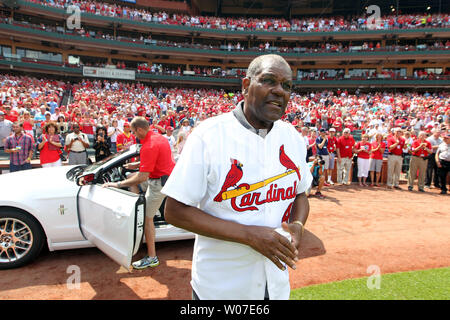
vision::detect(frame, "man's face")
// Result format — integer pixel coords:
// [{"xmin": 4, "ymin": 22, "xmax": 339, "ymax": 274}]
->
[
  {"xmin": 12, "ymin": 123, "xmax": 22, "ymax": 134},
  {"xmin": 243, "ymin": 58, "xmax": 292, "ymax": 128},
  {"xmin": 131, "ymin": 126, "xmax": 145, "ymax": 140},
  {"xmin": 73, "ymin": 125, "xmax": 80, "ymax": 133}
]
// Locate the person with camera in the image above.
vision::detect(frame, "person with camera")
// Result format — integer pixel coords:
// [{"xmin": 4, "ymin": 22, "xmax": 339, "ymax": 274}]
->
[
  {"xmin": 306, "ymin": 155, "xmax": 326, "ymax": 199},
  {"xmin": 93, "ymin": 126, "xmax": 111, "ymax": 162},
  {"xmin": 65, "ymin": 123, "xmax": 90, "ymax": 165}
]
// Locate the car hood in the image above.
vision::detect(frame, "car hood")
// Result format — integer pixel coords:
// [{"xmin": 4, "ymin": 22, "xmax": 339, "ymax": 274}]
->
[{"xmin": 0, "ymin": 166, "xmax": 79, "ymax": 202}]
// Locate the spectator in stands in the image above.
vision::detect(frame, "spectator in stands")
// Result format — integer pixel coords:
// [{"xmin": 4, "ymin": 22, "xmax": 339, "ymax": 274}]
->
[
  {"xmin": 163, "ymin": 126, "xmax": 176, "ymax": 155},
  {"xmin": 174, "ymin": 130, "xmax": 187, "ymax": 161},
  {"xmin": 408, "ymin": 131, "xmax": 433, "ymax": 192},
  {"xmin": 20, "ymin": 111, "xmax": 35, "ymax": 137},
  {"xmin": 0, "ymin": 111, "xmax": 12, "ymax": 151},
  {"xmin": 37, "ymin": 122, "xmax": 63, "ymax": 168},
  {"xmin": 425, "ymin": 129, "xmax": 442, "ymax": 189},
  {"xmin": 2, "ymin": 105, "xmax": 18, "ymax": 123},
  {"xmin": 336, "ymin": 128, "xmax": 355, "ymax": 185},
  {"xmin": 107, "ymin": 119, "xmax": 121, "ymax": 153},
  {"xmin": 354, "ymin": 133, "xmax": 372, "ymax": 186},
  {"xmin": 435, "ymin": 132, "xmax": 450, "ymax": 195},
  {"xmin": 93, "ymin": 126, "xmax": 111, "ymax": 162},
  {"xmin": 369, "ymin": 133, "xmax": 386, "ymax": 187},
  {"xmin": 56, "ymin": 115, "xmax": 69, "ymax": 139},
  {"xmin": 386, "ymin": 128, "xmax": 405, "ymax": 189},
  {"xmin": 4, "ymin": 121, "xmax": 33, "ymax": 172},
  {"xmin": 65, "ymin": 123, "xmax": 90, "ymax": 165},
  {"xmin": 180, "ymin": 118, "xmax": 192, "ymax": 135},
  {"xmin": 308, "ymin": 128, "xmax": 318, "ymax": 157},
  {"xmin": 116, "ymin": 122, "xmax": 136, "ymax": 151},
  {"xmin": 33, "ymin": 105, "xmax": 47, "ymax": 125}
]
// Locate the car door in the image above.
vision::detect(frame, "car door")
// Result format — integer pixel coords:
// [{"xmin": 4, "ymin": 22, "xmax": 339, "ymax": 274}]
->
[{"xmin": 77, "ymin": 185, "xmax": 145, "ymax": 271}]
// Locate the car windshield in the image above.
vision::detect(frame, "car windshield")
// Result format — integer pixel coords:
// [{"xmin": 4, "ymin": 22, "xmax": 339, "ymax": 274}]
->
[{"xmin": 82, "ymin": 148, "xmax": 130, "ymax": 173}]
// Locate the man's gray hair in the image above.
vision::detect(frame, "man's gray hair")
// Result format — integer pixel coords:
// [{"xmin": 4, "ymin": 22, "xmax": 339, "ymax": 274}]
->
[{"xmin": 246, "ymin": 54, "xmax": 292, "ymax": 79}]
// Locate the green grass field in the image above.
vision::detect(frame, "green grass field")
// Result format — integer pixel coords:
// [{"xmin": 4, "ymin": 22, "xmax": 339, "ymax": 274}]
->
[{"xmin": 290, "ymin": 267, "xmax": 450, "ymax": 300}]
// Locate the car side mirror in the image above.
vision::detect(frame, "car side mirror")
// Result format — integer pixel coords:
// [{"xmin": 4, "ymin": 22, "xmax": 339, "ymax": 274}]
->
[{"xmin": 76, "ymin": 173, "xmax": 96, "ymax": 186}]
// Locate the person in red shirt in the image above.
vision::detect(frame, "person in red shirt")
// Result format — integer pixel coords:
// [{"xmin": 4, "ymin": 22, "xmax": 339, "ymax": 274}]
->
[
  {"xmin": 336, "ymin": 128, "xmax": 355, "ymax": 185},
  {"xmin": 37, "ymin": 122, "xmax": 63, "ymax": 168},
  {"xmin": 3, "ymin": 105, "xmax": 18, "ymax": 123},
  {"xmin": 386, "ymin": 128, "xmax": 406, "ymax": 189},
  {"xmin": 103, "ymin": 117, "xmax": 175, "ymax": 270},
  {"xmin": 369, "ymin": 133, "xmax": 386, "ymax": 187},
  {"xmin": 407, "ymin": 131, "xmax": 433, "ymax": 192},
  {"xmin": 116, "ymin": 122, "xmax": 136, "ymax": 151},
  {"xmin": 332, "ymin": 117, "xmax": 343, "ymax": 133},
  {"xmin": 354, "ymin": 134, "xmax": 372, "ymax": 186}
]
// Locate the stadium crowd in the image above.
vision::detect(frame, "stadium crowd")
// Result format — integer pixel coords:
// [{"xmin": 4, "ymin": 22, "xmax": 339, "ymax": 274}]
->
[
  {"xmin": 0, "ymin": 74, "xmax": 449, "ymax": 194},
  {"xmin": 4, "ymin": 16, "xmax": 450, "ymax": 57},
  {"xmin": 27, "ymin": 0, "xmax": 450, "ymax": 32}
]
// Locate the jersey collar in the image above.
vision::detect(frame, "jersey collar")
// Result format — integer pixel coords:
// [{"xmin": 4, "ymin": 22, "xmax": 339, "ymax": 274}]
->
[{"xmin": 232, "ymin": 101, "xmax": 268, "ymax": 138}]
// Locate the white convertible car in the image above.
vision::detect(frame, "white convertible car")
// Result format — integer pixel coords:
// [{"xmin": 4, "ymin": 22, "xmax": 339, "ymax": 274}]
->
[{"xmin": 0, "ymin": 144, "xmax": 194, "ymax": 270}]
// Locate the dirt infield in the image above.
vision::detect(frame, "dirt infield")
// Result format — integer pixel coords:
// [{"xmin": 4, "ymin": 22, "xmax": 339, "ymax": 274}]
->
[{"xmin": 0, "ymin": 185, "xmax": 449, "ymax": 299}]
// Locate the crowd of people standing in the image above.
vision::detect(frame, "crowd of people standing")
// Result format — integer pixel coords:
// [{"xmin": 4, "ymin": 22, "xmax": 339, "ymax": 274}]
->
[{"xmin": 0, "ymin": 74, "xmax": 448, "ymax": 194}]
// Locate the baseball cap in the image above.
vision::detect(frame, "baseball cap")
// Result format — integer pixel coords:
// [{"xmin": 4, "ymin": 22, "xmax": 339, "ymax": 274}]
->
[
  {"xmin": 320, "ymin": 128, "xmax": 326, "ymax": 133},
  {"xmin": 0, "ymin": 111, "xmax": 4, "ymax": 116},
  {"xmin": 123, "ymin": 122, "xmax": 131, "ymax": 127},
  {"xmin": 166, "ymin": 126, "xmax": 174, "ymax": 131},
  {"xmin": 329, "ymin": 128, "xmax": 336, "ymax": 132},
  {"xmin": 45, "ymin": 111, "xmax": 51, "ymax": 116}
]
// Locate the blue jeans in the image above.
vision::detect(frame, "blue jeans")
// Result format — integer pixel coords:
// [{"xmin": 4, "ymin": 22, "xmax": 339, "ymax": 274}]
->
[{"xmin": 10, "ymin": 163, "xmax": 32, "ymax": 172}]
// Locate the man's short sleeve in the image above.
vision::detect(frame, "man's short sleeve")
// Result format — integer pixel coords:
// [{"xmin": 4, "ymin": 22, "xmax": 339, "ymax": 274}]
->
[{"xmin": 161, "ymin": 132, "xmax": 208, "ymax": 207}]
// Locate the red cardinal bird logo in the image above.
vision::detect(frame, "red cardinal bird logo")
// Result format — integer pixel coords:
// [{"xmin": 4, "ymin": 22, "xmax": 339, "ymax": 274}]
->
[
  {"xmin": 279, "ymin": 145, "xmax": 301, "ymax": 181},
  {"xmin": 214, "ymin": 158, "xmax": 244, "ymax": 202}
]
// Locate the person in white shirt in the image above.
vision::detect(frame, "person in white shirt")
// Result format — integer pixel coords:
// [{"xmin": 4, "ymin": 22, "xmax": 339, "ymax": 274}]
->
[
  {"xmin": 163, "ymin": 126, "xmax": 176, "ymax": 154},
  {"xmin": 162, "ymin": 55, "xmax": 312, "ymax": 300}
]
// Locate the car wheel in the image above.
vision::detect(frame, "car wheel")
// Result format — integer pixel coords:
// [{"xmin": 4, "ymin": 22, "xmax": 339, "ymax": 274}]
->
[{"xmin": 0, "ymin": 209, "xmax": 45, "ymax": 270}]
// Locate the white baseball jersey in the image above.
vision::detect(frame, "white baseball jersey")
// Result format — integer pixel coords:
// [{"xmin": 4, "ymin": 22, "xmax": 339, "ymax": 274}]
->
[{"xmin": 161, "ymin": 110, "xmax": 312, "ymax": 300}]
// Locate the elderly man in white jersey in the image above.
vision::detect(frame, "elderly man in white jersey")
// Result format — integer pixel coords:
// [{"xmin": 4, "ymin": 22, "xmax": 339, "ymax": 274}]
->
[{"xmin": 162, "ymin": 54, "xmax": 312, "ymax": 300}]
